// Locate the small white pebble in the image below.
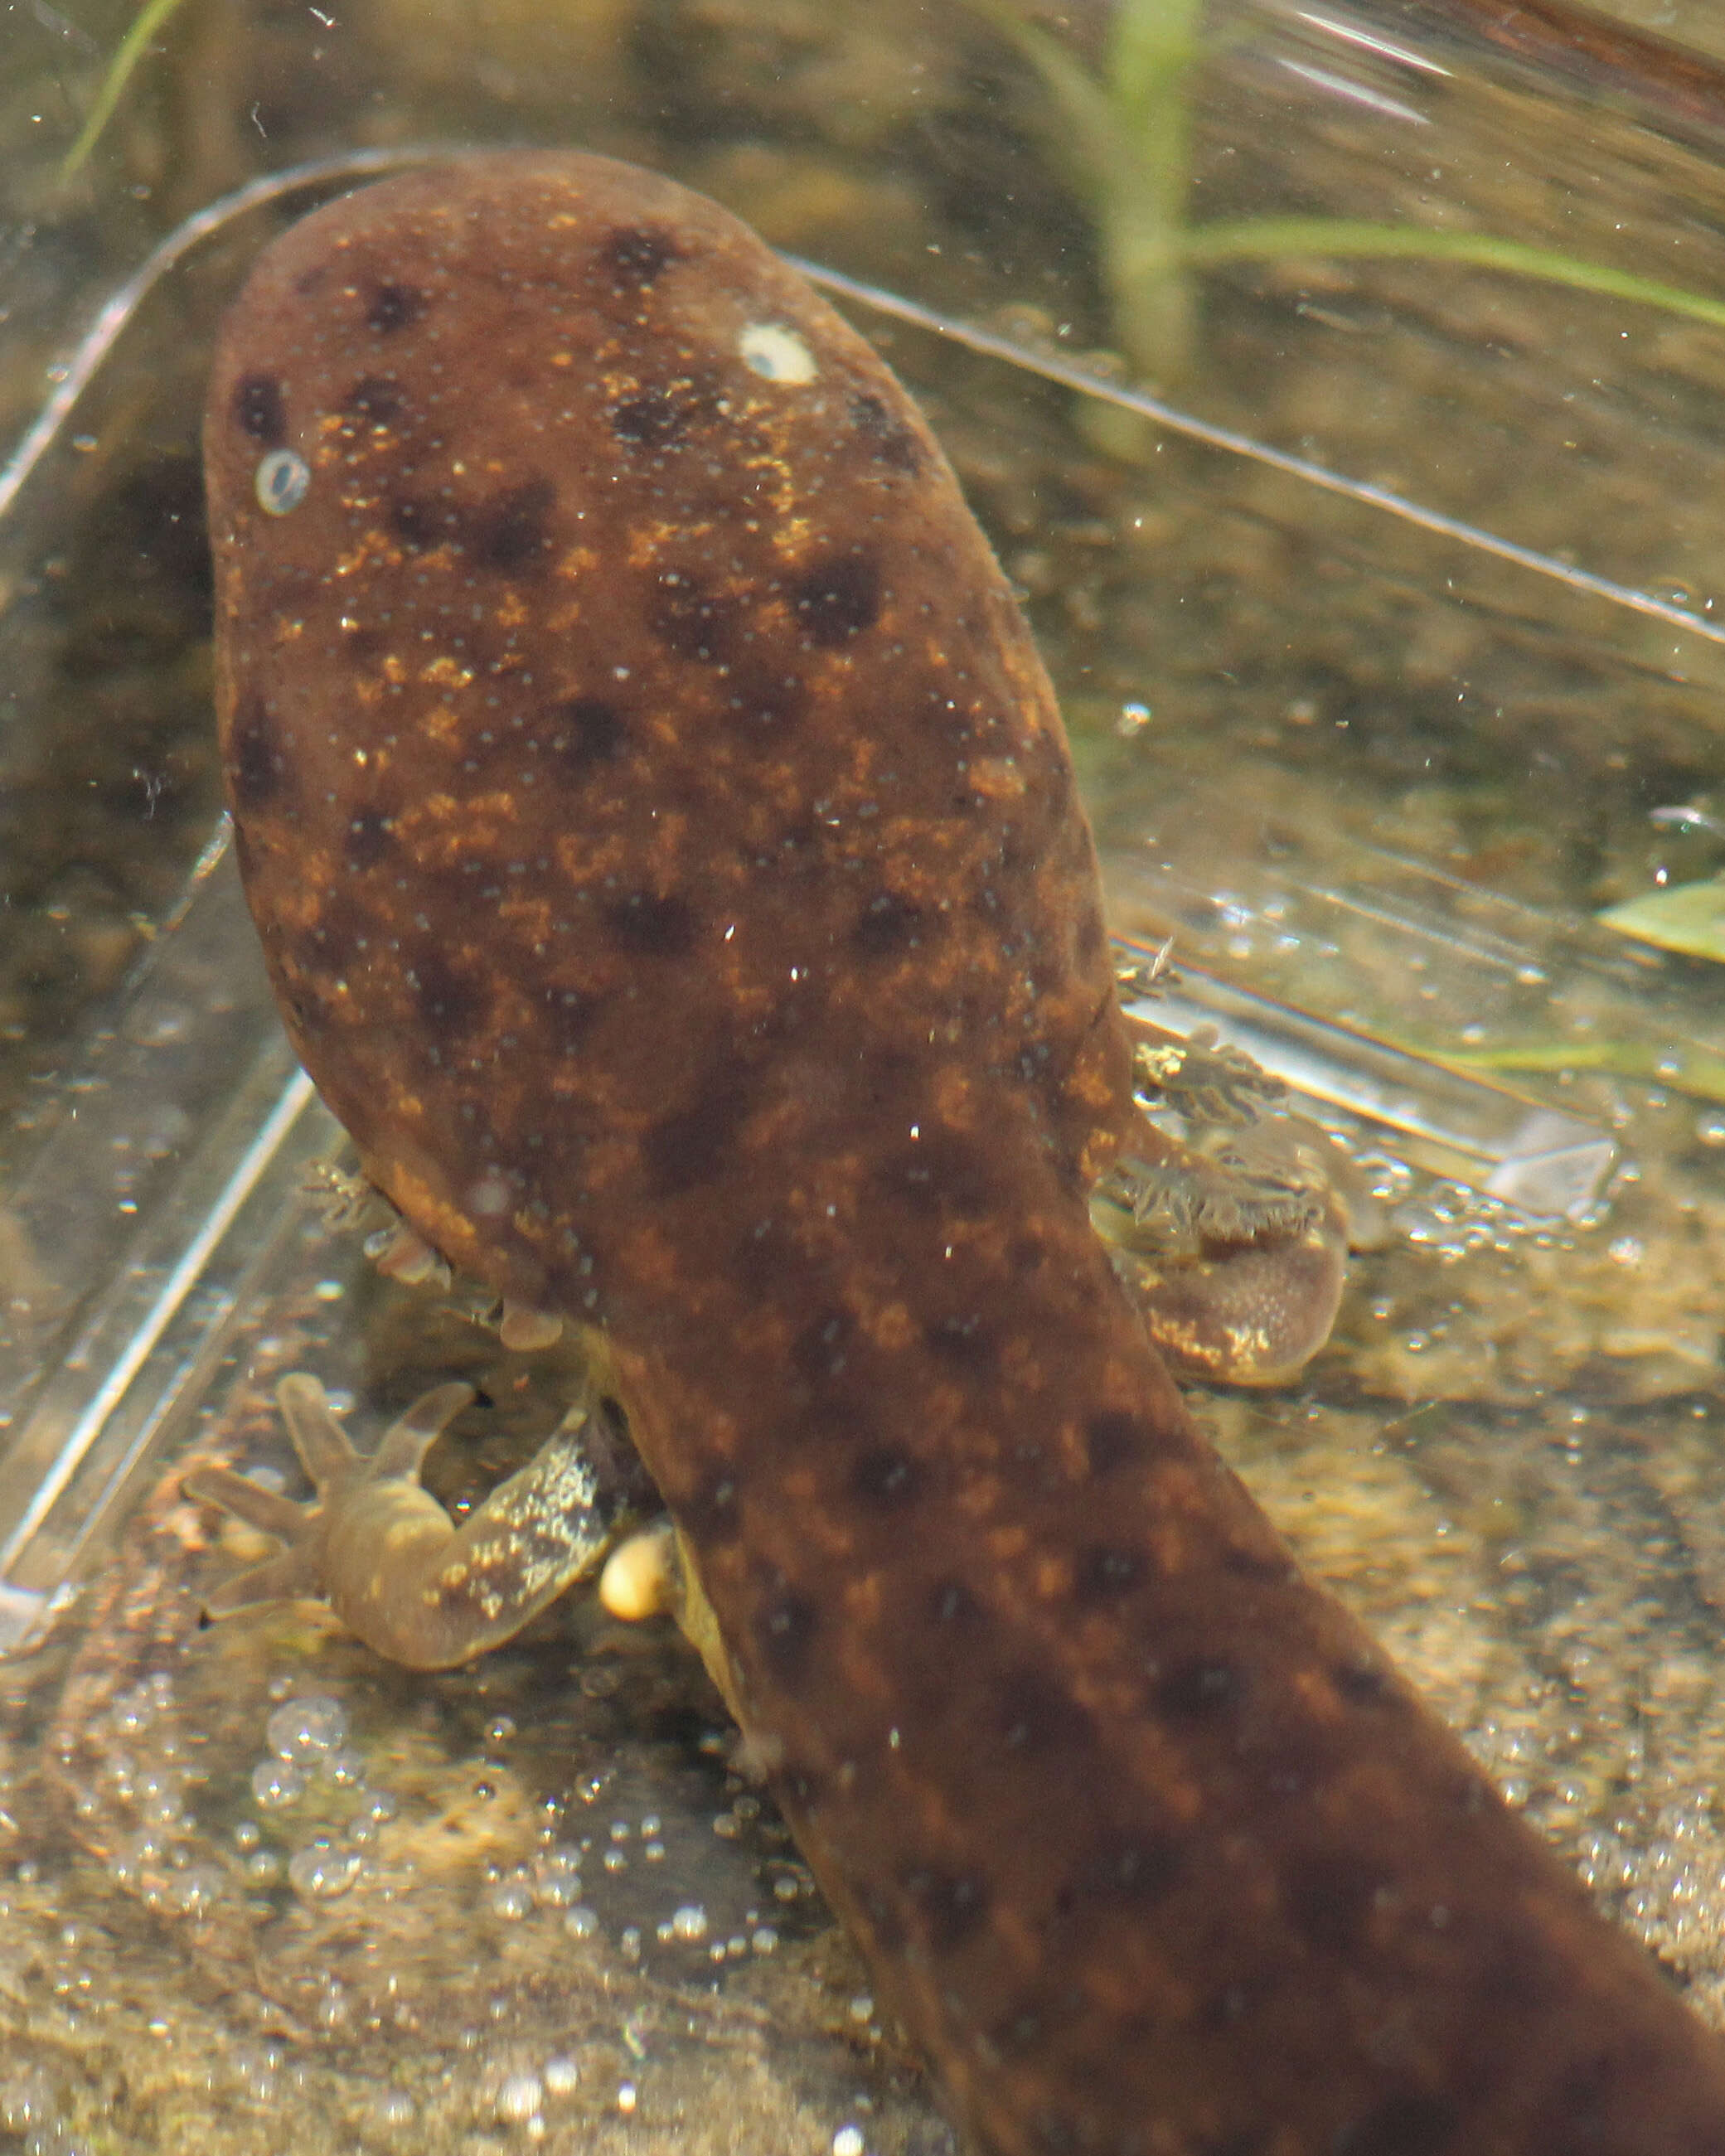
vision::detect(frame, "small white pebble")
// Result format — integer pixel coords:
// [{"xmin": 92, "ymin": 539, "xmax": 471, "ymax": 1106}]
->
[
  {"xmin": 834, "ymin": 2126, "xmax": 865, "ymax": 2156},
  {"xmin": 543, "ymin": 2056, "xmax": 579, "ymax": 2096},
  {"xmin": 617, "ymin": 2081, "xmax": 637, "ymax": 2115}
]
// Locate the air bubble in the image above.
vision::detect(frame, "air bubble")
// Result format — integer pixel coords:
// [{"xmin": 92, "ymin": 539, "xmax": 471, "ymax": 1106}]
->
[
  {"xmin": 251, "ymin": 1761, "xmax": 304, "ymax": 1809},
  {"xmin": 494, "ymin": 2071, "xmax": 543, "ymax": 2123},
  {"xmin": 288, "ymin": 1839, "xmax": 361, "ymax": 1899},
  {"xmin": 267, "ymin": 1694, "xmax": 349, "ymax": 1763},
  {"xmin": 488, "ymin": 1873, "xmax": 534, "ymax": 1921},
  {"xmin": 531, "ymin": 1848, "xmax": 584, "ymax": 1907}
]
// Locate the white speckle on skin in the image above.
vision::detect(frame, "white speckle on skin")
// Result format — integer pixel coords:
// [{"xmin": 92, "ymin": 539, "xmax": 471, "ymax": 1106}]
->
[{"xmin": 738, "ymin": 322, "xmax": 817, "ymax": 385}]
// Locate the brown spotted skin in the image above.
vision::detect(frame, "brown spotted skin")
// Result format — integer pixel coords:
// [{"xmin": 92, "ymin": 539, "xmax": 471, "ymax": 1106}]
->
[{"xmin": 205, "ymin": 153, "xmax": 1725, "ymax": 2156}]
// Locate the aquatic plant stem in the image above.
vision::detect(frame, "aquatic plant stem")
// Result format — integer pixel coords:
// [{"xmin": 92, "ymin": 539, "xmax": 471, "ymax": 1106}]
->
[
  {"xmin": 1176, "ymin": 217, "xmax": 1725, "ymax": 334},
  {"xmin": 57, "ymin": 0, "xmax": 191, "ymax": 187}
]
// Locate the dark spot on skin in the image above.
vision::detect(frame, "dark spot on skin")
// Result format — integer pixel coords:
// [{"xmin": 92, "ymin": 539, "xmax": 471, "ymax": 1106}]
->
[
  {"xmin": 721, "ymin": 663, "xmax": 806, "ymax": 739},
  {"xmin": 1220, "ymin": 1540, "xmax": 1296, "ymax": 1587},
  {"xmin": 649, "ymin": 573, "xmax": 739, "ymax": 663},
  {"xmin": 1007, "ymin": 1233, "xmax": 1045, "ymax": 1275},
  {"xmin": 608, "ymin": 380, "xmax": 720, "ymax": 448},
  {"xmin": 1085, "ymin": 1410, "xmax": 1151, "ymax": 1476},
  {"xmin": 308, "ymin": 896, "xmax": 373, "ymax": 983},
  {"xmin": 344, "ymin": 807, "xmax": 394, "ymax": 870},
  {"xmin": 849, "ymin": 390, "xmax": 922, "ymax": 472},
  {"xmin": 229, "ymin": 696, "xmax": 283, "ymax": 810},
  {"xmin": 1191, "ymin": 2120, "xmax": 1268, "ymax": 2156},
  {"xmin": 1199, "ymin": 1976, "xmax": 1267, "ymax": 2036},
  {"xmin": 642, "ymin": 1073, "xmax": 753, "ymax": 1193},
  {"xmin": 609, "ymin": 390, "xmax": 684, "ymax": 447},
  {"xmin": 542, "ymin": 983, "xmax": 603, "ymax": 1054},
  {"xmin": 902, "ymin": 1866, "xmax": 991, "ymax": 1954},
  {"xmin": 791, "ymin": 552, "xmax": 882, "ymax": 647},
  {"xmin": 1075, "ymin": 902, "xmax": 1106, "ymax": 963},
  {"xmin": 345, "ymin": 375, "xmax": 401, "ymax": 424},
  {"xmin": 1024, "ymin": 722, "xmax": 1075, "ymax": 816},
  {"xmin": 1332, "ymin": 1658, "xmax": 1398, "ymax": 1708},
  {"xmin": 928, "ymin": 1576, "xmax": 981, "ymax": 1628},
  {"xmin": 1156, "ymin": 1659, "xmax": 1240, "ymax": 1718},
  {"xmin": 790, "ymin": 1308, "xmax": 854, "ymax": 1392},
  {"xmin": 924, "ymin": 1311, "xmax": 993, "ymax": 1368},
  {"xmin": 1254, "ymin": 1728, "xmax": 1337, "ymax": 1803},
  {"xmin": 680, "ymin": 1466, "xmax": 743, "ymax": 1548},
  {"xmin": 1332, "ymin": 2094, "xmax": 1458, "ymax": 2156},
  {"xmin": 998, "ymin": 1668, "xmax": 1098, "ymax": 1756},
  {"xmin": 599, "ymin": 224, "xmax": 681, "ymax": 289},
  {"xmin": 234, "ymin": 373, "xmax": 287, "ymax": 446},
  {"xmin": 852, "ymin": 890, "xmax": 927, "ymax": 957},
  {"xmin": 366, "ymin": 283, "xmax": 423, "ymax": 334},
  {"xmin": 283, "ymin": 978, "xmax": 330, "ymax": 1040},
  {"xmin": 1057, "ymin": 1834, "xmax": 1182, "ymax": 1916},
  {"xmin": 390, "ymin": 497, "xmax": 449, "ymax": 551},
  {"xmin": 603, "ymin": 890, "xmax": 696, "ymax": 957},
  {"xmin": 545, "ymin": 695, "xmax": 627, "ymax": 773},
  {"xmin": 991, "ymin": 2010, "xmax": 1044, "ymax": 2060},
  {"xmin": 1283, "ymin": 1853, "xmax": 1381, "ymax": 1955},
  {"xmin": 475, "ymin": 477, "xmax": 555, "ymax": 572},
  {"xmin": 754, "ymin": 1590, "xmax": 818, "ymax": 1682},
  {"xmin": 1075, "ymin": 1544, "xmax": 1142, "ymax": 1600},
  {"xmin": 1553, "ymin": 2049, "xmax": 1625, "ymax": 2129},
  {"xmin": 879, "ymin": 1131, "xmax": 996, "ymax": 1221},
  {"xmin": 851, "ymin": 1448, "xmax": 922, "ymax": 1507},
  {"xmin": 408, "ymin": 949, "xmax": 488, "ymax": 1040}
]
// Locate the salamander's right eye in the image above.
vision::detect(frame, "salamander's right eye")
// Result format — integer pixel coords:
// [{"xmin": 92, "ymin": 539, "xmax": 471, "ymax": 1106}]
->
[{"xmin": 254, "ymin": 448, "xmax": 310, "ymax": 516}]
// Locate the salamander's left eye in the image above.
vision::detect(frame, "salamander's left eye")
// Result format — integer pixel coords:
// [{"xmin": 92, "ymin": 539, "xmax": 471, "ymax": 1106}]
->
[{"xmin": 254, "ymin": 448, "xmax": 310, "ymax": 516}]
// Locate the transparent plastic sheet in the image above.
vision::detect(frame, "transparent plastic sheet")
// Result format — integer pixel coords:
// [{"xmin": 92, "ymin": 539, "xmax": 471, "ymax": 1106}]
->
[
  {"xmin": 5, "ymin": 115, "xmax": 1709, "ymax": 1632},
  {"xmin": 5, "ymin": 2, "xmax": 1725, "ymax": 2146}
]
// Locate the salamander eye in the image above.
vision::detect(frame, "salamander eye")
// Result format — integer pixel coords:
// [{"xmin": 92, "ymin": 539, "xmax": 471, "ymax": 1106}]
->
[{"xmin": 254, "ymin": 448, "xmax": 310, "ymax": 516}]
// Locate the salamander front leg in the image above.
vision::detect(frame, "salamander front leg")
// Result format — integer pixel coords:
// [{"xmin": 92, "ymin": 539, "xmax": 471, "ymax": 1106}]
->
[
  {"xmin": 1096, "ymin": 1113, "xmax": 1351, "ymax": 1386},
  {"xmin": 186, "ymin": 1374, "xmax": 643, "ymax": 1669}
]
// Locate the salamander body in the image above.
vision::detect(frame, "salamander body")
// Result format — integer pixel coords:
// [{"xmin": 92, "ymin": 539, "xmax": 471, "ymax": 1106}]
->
[{"xmin": 201, "ymin": 152, "xmax": 1725, "ymax": 2154}]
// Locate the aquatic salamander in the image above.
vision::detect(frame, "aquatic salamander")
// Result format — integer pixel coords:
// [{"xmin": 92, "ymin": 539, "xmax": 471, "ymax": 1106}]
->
[{"xmin": 196, "ymin": 153, "xmax": 1725, "ymax": 2154}]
